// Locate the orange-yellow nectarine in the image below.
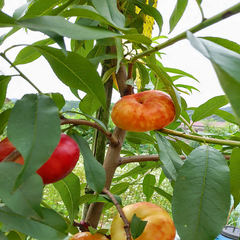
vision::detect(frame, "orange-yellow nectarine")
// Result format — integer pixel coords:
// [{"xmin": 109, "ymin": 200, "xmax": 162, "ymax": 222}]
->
[
  {"xmin": 110, "ymin": 202, "xmax": 176, "ymax": 240},
  {"xmin": 111, "ymin": 90, "xmax": 175, "ymax": 132}
]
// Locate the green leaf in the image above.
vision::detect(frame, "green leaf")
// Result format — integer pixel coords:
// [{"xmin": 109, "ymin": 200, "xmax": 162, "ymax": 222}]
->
[
  {"xmin": 17, "ymin": 16, "xmax": 121, "ymax": 41},
  {"xmin": 50, "ymin": 92, "xmax": 65, "ymax": 111},
  {"xmin": 79, "ymin": 94, "xmax": 101, "ymax": 116},
  {"xmin": 187, "ymin": 31, "xmax": 240, "ymax": 125},
  {"xmin": 0, "ymin": 75, "xmax": 11, "ymax": 109},
  {"xmin": 164, "ymin": 67, "xmax": 199, "ymax": 82},
  {"xmin": 22, "ymin": 0, "xmax": 66, "ymax": 19},
  {"xmin": 176, "ymin": 139, "xmax": 194, "ymax": 156},
  {"xmin": 0, "ymin": 109, "xmax": 11, "ymax": 135},
  {"xmin": 130, "ymin": 214, "xmax": 147, "ymax": 240},
  {"xmin": 92, "ymin": 0, "xmax": 125, "ymax": 28},
  {"xmin": 128, "ymin": 0, "xmax": 163, "ymax": 35},
  {"xmin": 229, "ymin": 148, "xmax": 240, "ymax": 207},
  {"xmin": 121, "ymin": 34, "xmax": 151, "ymax": 45},
  {"xmin": 147, "ymin": 63, "xmax": 182, "ymax": 120},
  {"xmin": 172, "ymin": 145, "xmax": 230, "ymax": 240},
  {"xmin": 79, "ymin": 194, "xmax": 96, "ymax": 205},
  {"xmin": 7, "ymin": 94, "xmax": 61, "ymax": 189},
  {"xmin": 0, "ymin": 0, "xmax": 4, "ymax": 10},
  {"xmin": 6, "ymin": 230, "xmax": 26, "ymax": 240},
  {"xmin": 169, "ymin": 0, "xmax": 188, "ymax": 33},
  {"xmin": 135, "ymin": 62, "xmax": 149, "ymax": 90},
  {"xmin": 0, "ymin": 163, "xmax": 43, "ymax": 220},
  {"xmin": 0, "ymin": 205, "xmax": 68, "ymax": 240},
  {"xmin": 0, "ymin": 10, "xmax": 16, "ymax": 27},
  {"xmin": 191, "ymin": 95, "xmax": 229, "ymax": 123},
  {"xmin": 110, "ymin": 182, "xmax": 130, "ymax": 195},
  {"xmin": 13, "ymin": 38, "xmax": 54, "ymax": 66},
  {"xmin": 53, "ymin": 172, "xmax": 80, "ymax": 225},
  {"xmin": 155, "ymin": 132, "xmax": 183, "ymax": 181},
  {"xmin": 113, "ymin": 162, "xmax": 159, "ymax": 182},
  {"xmin": 0, "ymin": 27, "xmax": 20, "ymax": 45},
  {"xmin": 143, "ymin": 174, "xmax": 156, "ymax": 201},
  {"xmin": 214, "ymin": 109, "xmax": 238, "ymax": 125},
  {"xmin": 202, "ymin": 37, "xmax": 240, "ymax": 55},
  {"xmin": 29, "ymin": 45, "xmax": 106, "ymax": 109},
  {"xmin": 126, "ymin": 132, "xmax": 155, "ymax": 144},
  {"xmin": 115, "ymin": 38, "xmax": 123, "ymax": 73},
  {"xmin": 72, "ymin": 134, "xmax": 106, "ymax": 193},
  {"xmin": 146, "ymin": 185, "xmax": 172, "ymax": 202},
  {"xmin": 0, "ymin": 230, "xmax": 7, "ymax": 240},
  {"xmin": 13, "ymin": 3, "xmax": 30, "ymax": 20}
]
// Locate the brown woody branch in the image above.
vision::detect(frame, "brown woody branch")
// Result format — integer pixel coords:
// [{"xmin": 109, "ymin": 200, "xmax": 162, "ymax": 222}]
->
[
  {"xmin": 102, "ymin": 188, "xmax": 131, "ymax": 240},
  {"xmin": 60, "ymin": 118, "xmax": 119, "ymax": 147},
  {"xmin": 2, "ymin": 149, "xmax": 21, "ymax": 162},
  {"xmin": 118, "ymin": 154, "xmax": 231, "ymax": 166}
]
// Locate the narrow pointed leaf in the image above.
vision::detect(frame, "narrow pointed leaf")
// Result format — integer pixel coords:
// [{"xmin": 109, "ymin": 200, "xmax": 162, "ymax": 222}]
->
[
  {"xmin": 187, "ymin": 31, "xmax": 240, "ymax": 124},
  {"xmin": 126, "ymin": 132, "xmax": 155, "ymax": 144},
  {"xmin": 53, "ymin": 172, "xmax": 80, "ymax": 224},
  {"xmin": 128, "ymin": 0, "xmax": 163, "ymax": 34},
  {"xmin": 71, "ymin": 134, "xmax": 106, "ymax": 193},
  {"xmin": 0, "ymin": 163, "xmax": 43, "ymax": 220},
  {"xmin": 169, "ymin": 0, "xmax": 188, "ymax": 33},
  {"xmin": 0, "ymin": 10, "xmax": 17, "ymax": 27},
  {"xmin": 0, "ymin": 109, "xmax": 11, "ymax": 135},
  {"xmin": 7, "ymin": 94, "xmax": 61, "ymax": 189},
  {"xmin": 155, "ymin": 132, "xmax": 183, "ymax": 181},
  {"xmin": 13, "ymin": 38, "xmax": 54, "ymax": 66},
  {"xmin": 130, "ymin": 214, "xmax": 147, "ymax": 240},
  {"xmin": 214, "ymin": 109, "xmax": 238, "ymax": 125},
  {"xmin": 148, "ymin": 63, "xmax": 181, "ymax": 119},
  {"xmin": 172, "ymin": 146, "xmax": 230, "ymax": 240},
  {"xmin": 143, "ymin": 174, "xmax": 156, "ymax": 201},
  {"xmin": 79, "ymin": 94, "xmax": 101, "ymax": 116},
  {"xmin": 0, "ymin": 205, "xmax": 68, "ymax": 240},
  {"xmin": 229, "ymin": 148, "xmax": 240, "ymax": 207},
  {"xmin": 29, "ymin": 45, "xmax": 106, "ymax": 109},
  {"xmin": 0, "ymin": 75, "xmax": 11, "ymax": 109},
  {"xmin": 192, "ymin": 95, "xmax": 229, "ymax": 123},
  {"xmin": 164, "ymin": 67, "xmax": 198, "ymax": 82},
  {"xmin": 202, "ymin": 37, "xmax": 240, "ymax": 55},
  {"xmin": 17, "ymin": 16, "xmax": 120, "ymax": 41},
  {"xmin": 92, "ymin": 0, "xmax": 125, "ymax": 28},
  {"xmin": 22, "ymin": 0, "xmax": 67, "ymax": 19}
]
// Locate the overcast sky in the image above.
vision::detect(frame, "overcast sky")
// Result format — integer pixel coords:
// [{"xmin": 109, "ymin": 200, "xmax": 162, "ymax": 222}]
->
[{"xmin": 1, "ymin": 0, "xmax": 240, "ymax": 107}]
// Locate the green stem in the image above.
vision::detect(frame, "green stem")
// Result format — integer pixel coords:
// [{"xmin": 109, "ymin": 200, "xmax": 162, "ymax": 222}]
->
[
  {"xmin": 130, "ymin": 2, "xmax": 240, "ymax": 63},
  {"xmin": 195, "ymin": 0, "xmax": 205, "ymax": 21},
  {"xmin": 0, "ymin": 52, "xmax": 42, "ymax": 93},
  {"xmin": 158, "ymin": 128, "xmax": 240, "ymax": 147},
  {"xmin": 179, "ymin": 115, "xmax": 197, "ymax": 134}
]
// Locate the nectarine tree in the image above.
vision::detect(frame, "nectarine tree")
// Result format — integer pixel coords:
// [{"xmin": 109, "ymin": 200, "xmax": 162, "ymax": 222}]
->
[{"xmin": 0, "ymin": 1, "xmax": 240, "ymax": 240}]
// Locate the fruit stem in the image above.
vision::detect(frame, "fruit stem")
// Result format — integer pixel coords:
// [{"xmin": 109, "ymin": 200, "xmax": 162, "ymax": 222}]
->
[
  {"xmin": 102, "ymin": 188, "xmax": 131, "ymax": 240},
  {"xmin": 0, "ymin": 52, "xmax": 42, "ymax": 94},
  {"xmin": 158, "ymin": 128, "xmax": 240, "ymax": 147},
  {"xmin": 130, "ymin": 2, "xmax": 240, "ymax": 63}
]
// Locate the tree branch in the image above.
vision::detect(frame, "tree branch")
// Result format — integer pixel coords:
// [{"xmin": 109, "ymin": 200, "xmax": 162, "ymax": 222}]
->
[
  {"xmin": 60, "ymin": 118, "xmax": 119, "ymax": 147},
  {"xmin": 119, "ymin": 154, "xmax": 230, "ymax": 166},
  {"xmin": 102, "ymin": 188, "xmax": 131, "ymax": 240},
  {"xmin": 158, "ymin": 128, "xmax": 240, "ymax": 147},
  {"xmin": 130, "ymin": 2, "xmax": 240, "ymax": 63},
  {"xmin": 2, "ymin": 149, "xmax": 21, "ymax": 162}
]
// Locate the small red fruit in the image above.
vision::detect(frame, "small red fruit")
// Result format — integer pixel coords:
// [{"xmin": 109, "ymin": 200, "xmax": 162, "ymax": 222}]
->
[
  {"xmin": 0, "ymin": 133, "xmax": 80, "ymax": 184},
  {"xmin": 111, "ymin": 90, "xmax": 176, "ymax": 132}
]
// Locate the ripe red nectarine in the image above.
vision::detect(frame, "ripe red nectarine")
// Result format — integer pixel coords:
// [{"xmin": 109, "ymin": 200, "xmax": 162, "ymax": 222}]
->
[
  {"xmin": 0, "ymin": 133, "xmax": 80, "ymax": 184},
  {"xmin": 110, "ymin": 202, "xmax": 176, "ymax": 240},
  {"xmin": 111, "ymin": 90, "xmax": 175, "ymax": 132}
]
